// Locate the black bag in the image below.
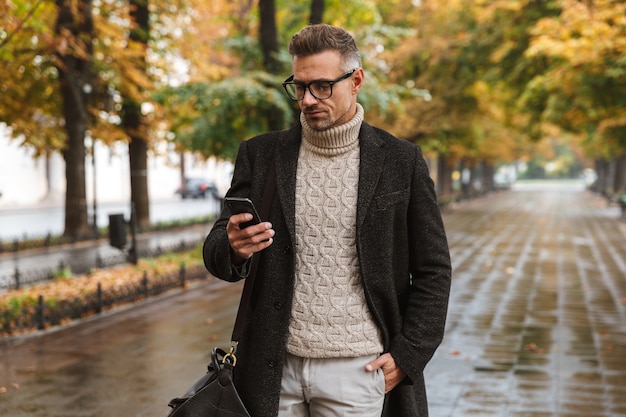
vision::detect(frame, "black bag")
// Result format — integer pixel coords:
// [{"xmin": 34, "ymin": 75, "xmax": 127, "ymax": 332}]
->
[
  {"xmin": 167, "ymin": 157, "xmax": 276, "ymax": 417},
  {"xmin": 167, "ymin": 347, "xmax": 250, "ymax": 417}
]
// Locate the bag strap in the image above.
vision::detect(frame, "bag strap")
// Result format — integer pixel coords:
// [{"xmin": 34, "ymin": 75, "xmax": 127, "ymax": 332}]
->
[{"xmin": 230, "ymin": 156, "xmax": 277, "ymax": 345}]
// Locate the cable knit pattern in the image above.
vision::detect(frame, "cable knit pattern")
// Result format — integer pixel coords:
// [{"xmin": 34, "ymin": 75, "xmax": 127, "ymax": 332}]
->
[{"xmin": 286, "ymin": 104, "xmax": 383, "ymax": 358}]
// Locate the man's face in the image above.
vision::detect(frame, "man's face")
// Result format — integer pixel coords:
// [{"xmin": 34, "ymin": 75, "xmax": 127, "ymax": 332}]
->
[{"xmin": 292, "ymin": 50, "xmax": 364, "ymax": 131}]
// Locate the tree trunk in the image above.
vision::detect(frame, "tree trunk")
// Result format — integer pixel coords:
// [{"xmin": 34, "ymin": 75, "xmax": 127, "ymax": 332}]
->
[
  {"xmin": 481, "ymin": 161, "xmax": 495, "ymax": 192},
  {"xmin": 122, "ymin": 0, "xmax": 150, "ymax": 229},
  {"xmin": 436, "ymin": 154, "xmax": 454, "ymax": 202},
  {"xmin": 258, "ymin": 0, "xmax": 283, "ymax": 131},
  {"xmin": 613, "ymin": 152, "xmax": 626, "ymax": 194},
  {"xmin": 179, "ymin": 150, "xmax": 186, "ymax": 186},
  {"xmin": 310, "ymin": 0, "xmax": 325, "ymax": 24},
  {"xmin": 55, "ymin": 0, "xmax": 93, "ymax": 238},
  {"xmin": 259, "ymin": 0, "xmax": 279, "ymax": 73},
  {"xmin": 129, "ymin": 133, "xmax": 150, "ymax": 229},
  {"xmin": 593, "ymin": 158, "xmax": 610, "ymax": 195},
  {"xmin": 459, "ymin": 157, "xmax": 470, "ymax": 199},
  {"xmin": 122, "ymin": 99, "xmax": 150, "ymax": 229}
]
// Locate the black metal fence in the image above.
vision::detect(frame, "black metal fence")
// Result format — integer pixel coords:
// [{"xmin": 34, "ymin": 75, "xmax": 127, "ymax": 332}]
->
[
  {"xmin": 0, "ymin": 238, "xmax": 202, "ymax": 290},
  {"xmin": 1, "ymin": 263, "xmax": 209, "ymax": 337}
]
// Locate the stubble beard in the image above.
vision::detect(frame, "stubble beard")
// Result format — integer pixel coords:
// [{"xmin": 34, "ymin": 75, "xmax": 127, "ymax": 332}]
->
[
  {"xmin": 303, "ymin": 105, "xmax": 351, "ymax": 131},
  {"xmin": 303, "ymin": 108, "xmax": 332, "ymax": 131}
]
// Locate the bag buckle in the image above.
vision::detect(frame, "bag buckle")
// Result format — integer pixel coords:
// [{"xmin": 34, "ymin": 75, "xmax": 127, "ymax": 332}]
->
[{"xmin": 223, "ymin": 342, "xmax": 238, "ymax": 366}]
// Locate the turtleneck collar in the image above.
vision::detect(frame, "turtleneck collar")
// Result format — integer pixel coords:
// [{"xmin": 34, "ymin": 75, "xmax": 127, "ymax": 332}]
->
[{"xmin": 300, "ymin": 104, "xmax": 364, "ymax": 157}]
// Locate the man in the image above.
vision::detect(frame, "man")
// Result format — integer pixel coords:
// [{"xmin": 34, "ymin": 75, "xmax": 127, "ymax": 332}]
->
[{"xmin": 203, "ymin": 24, "xmax": 451, "ymax": 417}]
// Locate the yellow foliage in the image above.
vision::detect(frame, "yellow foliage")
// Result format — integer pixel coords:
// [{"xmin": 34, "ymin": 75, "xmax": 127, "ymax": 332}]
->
[
  {"xmin": 474, "ymin": 0, "xmax": 524, "ymax": 18},
  {"xmin": 0, "ymin": 255, "xmax": 204, "ymax": 308},
  {"xmin": 527, "ymin": 0, "xmax": 626, "ymax": 67}
]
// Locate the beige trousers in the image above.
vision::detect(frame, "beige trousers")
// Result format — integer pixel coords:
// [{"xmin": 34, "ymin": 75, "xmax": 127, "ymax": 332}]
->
[{"xmin": 278, "ymin": 352, "xmax": 385, "ymax": 417}]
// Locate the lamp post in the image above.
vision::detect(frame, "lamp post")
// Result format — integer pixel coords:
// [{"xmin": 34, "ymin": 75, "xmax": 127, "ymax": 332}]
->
[
  {"xmin": 91, "ymin": 137, "xmax": 98, "ymax": 235},
  {"xmin": 83, "ymin": 81, "xmax": 98, "ymax": 236},
  {"xmin": 85, "ymin": 133, "xmax": 98, "ymax": 236}
]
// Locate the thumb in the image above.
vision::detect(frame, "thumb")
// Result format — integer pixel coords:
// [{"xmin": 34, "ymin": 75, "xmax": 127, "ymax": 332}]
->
[{"xmin": 365, "ymin": 355, "xmax": 384, "ymax": 372}]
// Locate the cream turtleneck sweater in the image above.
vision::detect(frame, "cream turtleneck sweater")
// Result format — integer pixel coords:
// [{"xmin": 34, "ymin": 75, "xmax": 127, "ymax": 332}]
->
[{"xmin": 286, "ymin": 104, "xmax": 384, "ymax": 358}]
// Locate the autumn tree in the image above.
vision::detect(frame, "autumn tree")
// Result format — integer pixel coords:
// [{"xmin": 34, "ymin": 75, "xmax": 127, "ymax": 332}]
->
[
  {"xmin": 374, "ymin": 0, "xmax": 481, "ymax": 198},
  {"xmin": 523, "ymin": 0, "xmax": 626, "ymax": 193},
  {"xmin": 11, "ymin": 0, "xmax": 613, "ymax": 233},
  {"xmin": 153, "ymin": 0, "xmax": 295, "ymax": 161},
  {"xmin": 156, "ymin": 0, "xmax": 433, "ymax": 163},
  {"xmin": 54, "ymin": 0, "xmax": 95, "ymax": 237},
  {"xmin": 1, "ymin": 1, "xmax": 94, "ymax": 237},
  {"xmin": 0, "ymin": 1, "xmax": 61, "ymax": 152}
]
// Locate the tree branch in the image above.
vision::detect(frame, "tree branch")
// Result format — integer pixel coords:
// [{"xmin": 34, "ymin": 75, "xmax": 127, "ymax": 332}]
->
[{"xmin": 0, "ymin": 0, "xmax": 45, "ymax": 50}]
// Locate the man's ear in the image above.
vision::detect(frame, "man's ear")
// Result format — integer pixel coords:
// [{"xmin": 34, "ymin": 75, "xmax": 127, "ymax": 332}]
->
[{"xmin": 352, "ymin": 68, "xmax": 365, "ymax": 94}]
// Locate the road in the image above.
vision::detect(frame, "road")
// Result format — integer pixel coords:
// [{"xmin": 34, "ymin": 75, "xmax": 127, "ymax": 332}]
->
[
  {"xmin": 0, "ymin": 197, "xmax": 222, "ymax": 288},
  {"xmin": 0, "ymin": 196, "xmax": 222, "ymax": 241},
  {"xmin": 1, "ymin": 181, "xmax": 625, "ymax": 417}
]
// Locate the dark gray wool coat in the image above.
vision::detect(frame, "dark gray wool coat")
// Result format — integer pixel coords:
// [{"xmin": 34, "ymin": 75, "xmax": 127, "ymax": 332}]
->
[{"xmin": 203, "ymin": 121, "xmax": 452, "ymax": 417}]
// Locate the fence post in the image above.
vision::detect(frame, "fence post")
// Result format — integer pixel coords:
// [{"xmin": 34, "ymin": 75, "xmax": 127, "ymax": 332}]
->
[
  {"xmin": 36, "ymin": 295, "xmax": 45, "ymax": 330},
  {"xmin": 3, "ymin": 310, "xmax": 11, "ymax": 335},
  {"xmin": 179, "ymin": 263, "xmax": 186, "ymax": 288},
  {"xmin": 96, "ymin": 282, "xmax": 103, "ymax": 314},
  {"xmin": 14, "ymin": 267, "xmax": 20, "ymax": 290},
  {"xmin": 142, "ymin": 271, "xmax": 148, "ymax": 297},
  {"xmin": 96, "ymin": 253, "xmax": 104, "ymax": 269}
]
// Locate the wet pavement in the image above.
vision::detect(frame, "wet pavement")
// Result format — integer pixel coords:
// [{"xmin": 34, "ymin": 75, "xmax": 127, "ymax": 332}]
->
[
  {"xmin": 426, "ymin": 182, "xmax": 626, "ymax": 417},
  {"xmin": 1, "ymin": 181, "xmax": 625, "ymax": 417}
]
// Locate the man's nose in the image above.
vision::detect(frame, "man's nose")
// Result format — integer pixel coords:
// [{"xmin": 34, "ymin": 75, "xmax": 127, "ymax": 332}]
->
[{"xmin": 301, "ymin": 87, "xmax": 319, "ymax": 106}]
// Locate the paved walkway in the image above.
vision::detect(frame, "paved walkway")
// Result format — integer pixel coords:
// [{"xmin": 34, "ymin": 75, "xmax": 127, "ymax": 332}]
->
[
  {"xmin": 426, "ymin": 182, "xmax": 626, "ymax": 417},
  {"xmin": 0, "ymin": 182, "xmax": 625, "ymax": 417}
]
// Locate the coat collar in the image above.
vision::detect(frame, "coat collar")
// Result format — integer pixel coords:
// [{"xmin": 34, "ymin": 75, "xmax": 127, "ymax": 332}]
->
[
  {"xmin": 273, "ymin": 121, "xmax": 387, "ymax": 243},
  {"xmin": 356, "ymin": 123, "xmax": 387, "ymax": 228}
]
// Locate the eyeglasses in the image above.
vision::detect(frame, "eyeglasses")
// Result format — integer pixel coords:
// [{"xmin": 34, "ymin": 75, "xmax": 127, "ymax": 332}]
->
[{"xmin": 282, "ymin": 69, "xmax": 357, "ymax": 101}]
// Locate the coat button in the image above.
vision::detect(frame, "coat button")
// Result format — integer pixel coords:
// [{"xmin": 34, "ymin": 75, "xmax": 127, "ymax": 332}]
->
[
  {"xmin": 274, "ymin": 301, "xmax": 283, "ymax": 310},
  {"xmin": 268, "ymin": 361, "xmax": 275, "ymax": 368}
]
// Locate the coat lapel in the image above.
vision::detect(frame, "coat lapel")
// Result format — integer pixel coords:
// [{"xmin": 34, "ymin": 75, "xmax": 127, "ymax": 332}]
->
[
  {"xmin": 357, "ymin": 123, "xmax": 387, "ymax": 229},
  {"xmin": 274, "ymin": 125, "xmax": 302, "ymax": 247}
]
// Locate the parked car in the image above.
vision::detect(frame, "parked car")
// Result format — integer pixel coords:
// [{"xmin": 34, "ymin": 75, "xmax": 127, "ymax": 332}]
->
[{"xmin": 176, "ymin": 178, "xmax": 220, "ymax": 200}]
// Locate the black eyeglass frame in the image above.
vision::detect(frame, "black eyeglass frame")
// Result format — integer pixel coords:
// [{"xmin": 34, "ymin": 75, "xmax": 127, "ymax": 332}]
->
[{"xmin": 281, "ymin": 68, "xmax": 357, "ymax": 101}]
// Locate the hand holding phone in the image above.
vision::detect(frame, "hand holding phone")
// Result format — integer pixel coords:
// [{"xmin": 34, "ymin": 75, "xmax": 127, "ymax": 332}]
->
[
  {"xmin": 224, "ymin": 197, "xmax": 262, "ymax": 229},
  {"xmin": 224, "ymin": 197, "xmax": 273, "ymax": 262}
]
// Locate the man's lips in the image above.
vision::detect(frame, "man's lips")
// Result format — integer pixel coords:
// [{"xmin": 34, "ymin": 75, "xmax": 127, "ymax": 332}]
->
[{"xmin": 304, "ymin": 108, "xmax": 324, "ymax": 117}]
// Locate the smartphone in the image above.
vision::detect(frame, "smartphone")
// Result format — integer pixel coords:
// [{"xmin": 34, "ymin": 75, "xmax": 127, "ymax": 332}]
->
[{"xmin": 224, "ymin": 197, "xmax": 262, "ymax": 229}]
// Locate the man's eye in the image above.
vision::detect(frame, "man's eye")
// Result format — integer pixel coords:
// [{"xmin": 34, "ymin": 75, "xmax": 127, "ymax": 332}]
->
[{"xmin": 312, "ymin": 83, "xmax": 330, "ymax": 92}]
